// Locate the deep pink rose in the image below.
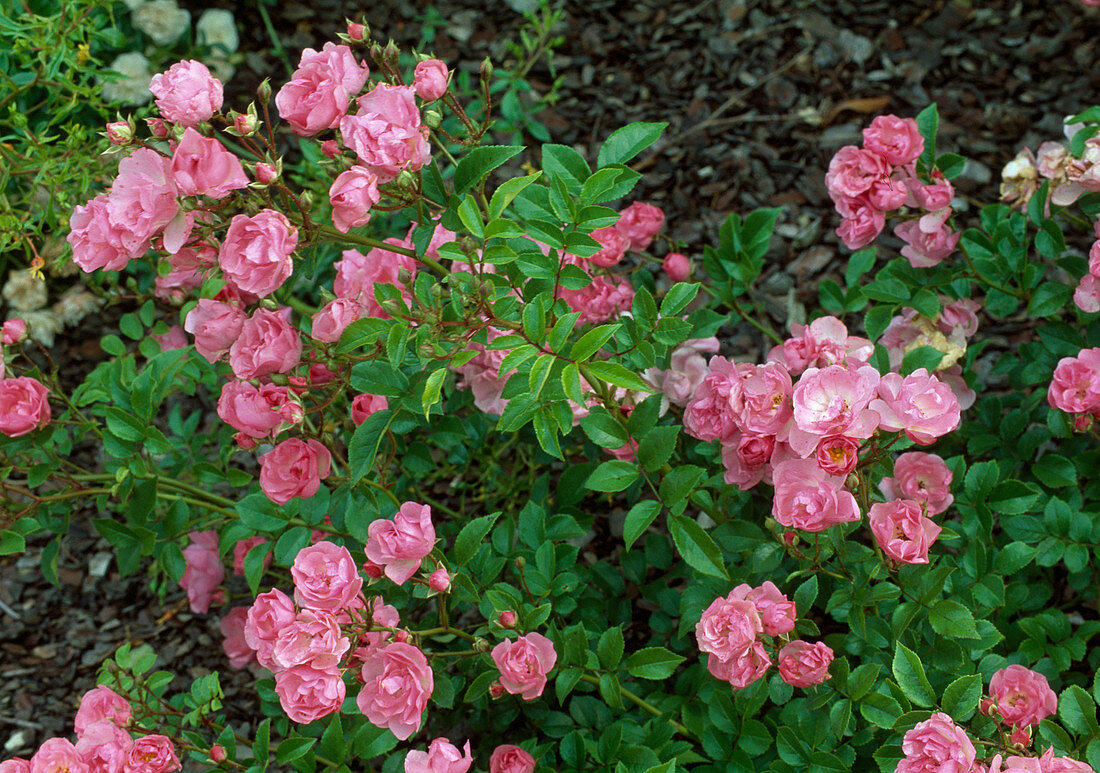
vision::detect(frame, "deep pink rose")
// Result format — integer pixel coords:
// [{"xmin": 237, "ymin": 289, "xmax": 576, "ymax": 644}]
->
[
  {"xmin": 615, "ymin": 201, "xmax": 665, "ymax": 251},
  {"xmin": 291, "ymin": 541, "xmax": 363, "ymax": 612},
  {"xmin": 862, "ymin": 115, "xmax": 924, "ymax": 165},
  {"xmin": 219, "ymin": 210, "xmax": 298, "ymax": 297},
  {"xmin": 872, "ymin": 368, "xmax": 961, "ymax": 444},
  {"xmin": 218, "ymin": 381, "xmax": 301, "ymax": 439},
  {"xmin": 220, "ymin": 607, "xmax": 256, "ymax": 669},
  {"xmin": 333, "ymin": 243, "xmax": 417, "ymax": 317},
  {"xmin": 356, "ymin": 642, "xmax": 434, "ymax": 740},
  {"xmin": 258, "ymin": 438, "xmax": 332, "ymax": 505},
  {"xmin": 365, "ymin": 502, "xmax": 436, "ymax": 585},
  {"xmin": 777, "ymin": 640, "xmax": 834, "ymax": 687},
  {"xmin": 696, "ymin": 586, "xmax": 763, "ymax": 662},
  {"xmin": 428, "ymin": 568, "xmax": 450, "ymax": 593},
  {"xmin": 31, "ymin": 738, "xmax": 87, "ymax": 773},
  {"xmin": 180, "ymin": 530, "xmax": 225, "ymax": 614},
  {"xmin": 170, "ymin": 128, "xmax": 247, "ymax": 199},
  {"xmin": 706, "ymin": 640, "xmax": 771, "ymax": 689},
  {"xmin": 559, "ymin": 274, "xmax": 634, "ymax": 325},
  {"xmin": 683, "ymin": 356, "xmax": 748, "ymax": 443},
  {"xmin": 272, "ymin": 608, "xmax": 351, "ymax": 670},
  {"xmin": 585, "ymin": 226, "xmax": 629, "ymax": 268},
  {"xmin": 1, "ymin": 318, "xmax": 27, "ymax": 345},
  {"xmin": 826, "ymin": 146, "xmax": 889, "ymax": 200},
  {"xmin": 868, "ymin": 499, "xmax": 941, "ymax": 564},
  {"xmin": 74, "ymin": 686, "xmax": 132, "ymax": 736},
  {"xmin": 329, "ymin": 166, "xmax": 381, "ymax": 233},
  {"xmin": 720, "ymin": 432, "xmax": 775, "ymax": 490},
  {"xmin": 772, "ymin": 458, "xmax": 860, "ymax": 532},
  {"xmin": 990, "ymin": 665, "xmax": 1058, "ymax": 729},
  {"xmin": 767, "ymin": 316, "xmax": 873, "ymax": 376},
  {"xmin": 404, "ymin": 738, "xmax": 472, "ymax": 773},
  {"xmin": 339, "ymin": 84, "xmax": 430, "ymax": 182},
  {"xmin": 232, "ymin": 536, "xmax": 270, "ymax": 576},
  {"xmin": 413, "ymin": 60, "xmax": 450, "ymax": 102},
  {"xmin": 895, "ymin": 217, "xmax": 959, "ymax": 268},
  {"xmin": 0, "ymin": 377, "xmax": 50, "ymax": 437},
  {"xmin": 351, "ymin": 393, "xmax": 389, "ymax": 425},
  {"xmin": 311, "ymin": 298, "xmax": 362, "ymax": 343},
  {"xmin": 835, "ymin": 195, "xmax": 885, "ymax": 249},
  {"xmin": 897, "ymin": 712, "xmax": 976, "ymax": 773},
  {"xmin": 747, "ymin": 581, "xmax": 796, "ymax": 636},
  {"xmin": 184, "ymin": 299, "xmax": 245, "ymax": 363},
  {"xmin": 489, "ymin": 745, "xmax": 535, "ymax": 773},
  {"xmin": 815, "ymin": 435, "xmax": 860, "ymax": 476},
  {"xmin": 149, "ymin": 60, "xmax": 223, "ymax": 127},
  {"xmin": 228, "ymin": 308, "xmax": 302, "ymax": 380},
  {"xmin": 75, "ymin": 719, "xmax": 133, "ymax": 773},
  {"xmin": 879, "ymin": 452, "xmax": 954, "ymax": 516},
  {"xmin": 662, "ymin": 252, "xmax": 692, "ymax": 282},
  {"xmin": 276, "ymin": 43, "xmax": 370, "ymax": 136},
  {"xmin": 789, "ymin": 364, "xmax": 881, "ymax": 456},
  {"xmin": 275, "ymin": 665, "xmax": 346, "ymax": 724},
  {"xmin": 491, "ymin": 633, "xmax": 557, "ymax": 701},
  {"xmin": 1048, "ymin": 349, "xmax": 1100, "ymax": 414},
  {"xmin": 244, "ymin": 588, "xmax": 296, "ymax": 670}
]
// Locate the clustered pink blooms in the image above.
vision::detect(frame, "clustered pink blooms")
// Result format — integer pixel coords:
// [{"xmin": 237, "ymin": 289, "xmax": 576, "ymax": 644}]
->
[
  {"xmin": 1047, "ymin": 347, "xmax": 1100, "ymax": 426},
  {"xmin": 179, "ymin": 530, "xmax": 225, "ymax": 613},
  {"xmin": 0, "ymin": 375, "xmax": 51, "ymax": 437},
  {"xmin": 1073, "ymin": 229, "xmax": 1100, "ymax": 312},
  {"xmin": 490, "ymin": 632, "xmax": 558, "ymax": 701}
]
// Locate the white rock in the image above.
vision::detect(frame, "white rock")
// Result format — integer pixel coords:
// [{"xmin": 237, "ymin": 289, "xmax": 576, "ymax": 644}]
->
[
  {"xmin": 196, "ymin": 8, "xmax": 239, "ymax": 55},
  {"xmin": 133, "ymin": 0, "xmax": 191, "ymax": 47},
  {"xmin": 101, "ymin": 52, "xmax": 153, "ymax": 106}
]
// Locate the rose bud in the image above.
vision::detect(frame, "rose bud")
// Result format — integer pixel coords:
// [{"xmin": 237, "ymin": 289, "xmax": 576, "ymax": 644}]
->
[
  {"xmin": 363, "ymin": 560, "xmax": 384, "ymax": 579},
  {"xmin": 146, "ymin": 117, "xmax": 170, "ymax": 138},
  {"xmin": 428, "ymin": 567, "xmax": 450, "ymax": 593},
  {"xmin": 320, "ymin": 140, "xmax": 341, "ymax": 158},
  {"xmin": 663, "ymin": 252, "xmax": 691, "ymax": 282},
  {"xmin": 234, "ymin": 112, "xmax": 258, "ymax": 136},
  {"xmin": 209, "ymin": 746, "xmax": 226, "ymax": 763},
  {"xmin": 347, "ymin": 21, "xmax": 366, "ymax": 40},
  {"xmin": 1, "ymin": 318, "xmax": 27, "ymax": 345},
  {"xmin": 489, "ymin": 681, "xmax": 506, "ymax": 699},
  {"xmin": 498, "ymin": 610, "xmax": 517, "ymax": 628},
  {"xmin": 255, "ymin": 162, "xmax": 278, "ymax": 185},
  {"xmin": 106, "ymin": 121, "xmax": 132, "ymax": 145}
]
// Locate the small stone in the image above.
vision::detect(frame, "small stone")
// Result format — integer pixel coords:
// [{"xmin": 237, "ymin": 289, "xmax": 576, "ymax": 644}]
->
[
  {"xmin": 31, "ymin": 644, "xmax": 58, "ymax": 659},
  {"xmin": 88, "ymin": 552, "xmax": 112, "ymax": 579},
  {"xmin": 5, "ymin": 730, "xmax": 28, "ymax": 753}
]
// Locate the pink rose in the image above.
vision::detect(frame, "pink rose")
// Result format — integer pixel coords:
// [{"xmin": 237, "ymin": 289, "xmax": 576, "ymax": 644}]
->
[
  {"xmin": 404, "ymin": 738, "xmax": 472, "ymax": 773},
  {"xmin": 1075, "ymin": 274, "xmax": 1100, "ymax": 313},
  {"xmin": 835, "ymin": 195, "xmax": 885, "ymax": 250},
  {"xmin": 559, "ymin": 274, "xmax": 634, "ymax": 325},
  {"xmin": 220, "ymin": 607, "xmax": 256, "ymax": 669},
  {"xmin": 125, "ymin": 735, "xmax": 180, "ymax": 773},
  {"xmin": 2, "ymin": 318, "xmax": 27, "ymax": 345},
  {"xmin": 777, "ymin": 640, "xmax": 834, "ymax": 687},
  {"xmin": 747, "ymin": 581, "xmax": 796, "ymax": 636},
  {"xmin": 585, "ymin": 226, "xmax": 629, "ymax": 268},
  {"xmin": 228, "ymin": 308, "xmax": 302, "ymax": 380},
  {"xmin": 291, "ymin": 541, "xmax": 363, "ymax": 612},
  {"xmin": 218, "ymin": 381, "xmax": 301, "ymax": 440},
  {"xmin": 767, "ymin": 316, "xmax": 873, "ymax": 376},
  {"xmin": 413, "ymin": 60, "xmax": 450, "ymax": 102},
  {"xmin": 642, "ymin": 336, "xmax": 719, "ymax": 408},
  {"xmin": 74, "ymin": 686, "xmax": 132, "ymax": 736},
  {"xmin": 75, "ymin": 719, "xmax": 133, "ymax": 772},
  {"xmin": 68, "ymin": 195, "xmax": 133, "ymax": 273},
  {"xmin": 152, "ymin": 325, "xmax": 188, "ymax": 352},
  {"xmin": 31, "ymin": 738, "xmax": 87, "ymax": 773},
  {"xmin": 219, "ymin": 210, "xmax": 298, "ymax": 297},
  {"xmin": 895, "ymin": 217, "xmax": 959, "ymax": 268},
  {"xmin": 705, "ymin": 640, "xmax": 771, "ymax": 689},
  {"xmin": 868, "ymin": 499, "xmax": 941, "ymax": 564},
  {"xmin": 149, "ymin": 60, "xmax": 223, "ymax": 127},
  {"xmin": 276, "ymin": 43, "xmax": 370, "ymax": 137},
  {"xmin": 826, "ymin": 146, "xmax": 889, "ymax": 200},
  {"xmin": 351, "ymin": 393, "xmax": 389, "ymax": 425},
  {"xmin": 696, "ymin": 586, "xmax": 763, "ymax": 661},
  {"xmin": 170, "ymin": 128, "xmax": 248, "ymax": 199},
  {"xmin": 275, "ymin": 665, "xmax": 346, "ymax": 724},
  {"xmin": 491, "ymin": 633, "xmax": 557, "ymax": 701},
  {"xmin": 897, "ymin": 712, "xmax": 976, "ymax": 773},
  {"xmin": 815, "ymin": 435, "xmax": 860, "ymax": 476},
  {"xmin": 872, "ymin": 368, "xmax": 961, "ymax": 444},
  {"xmin": 0, "ymin": 761, "xmax": 29, "ymax": 773},
  {"xmin": 936, "ymin": 298, "xmax": 980, "ymax": 339},
  {"xmin": 180, "ymin": 530, "xmax": 225, "ymax": 614},
  {"xmin": 329, "ymin": 166, "xmax": 381, "ymax": 233},
  {"xmin": 1090, "ymin": 239, "xmax": 1100, "ymax": 277},
  {"xmin": 728, "ymin": 362, "xmax": 793, "ymax": 435},
  {"xmin": 789, "ymin": 364, "xmax": 881, "ymax": 455},
  {"xmin": 428, "ymin": 568, "xmax": 450, "ymax": 593},
  {"xmin": 356, "ymin": 642, "xmax": 434, "ymax": 740},
  {"xmin": 867, "ymin": 175, "xmax": 908, "ymax": 211},
  {"xmin": 862, "ymin": 115, "xmax": 924, "ymax": 166},
  {"xmin": 720, "ymin": 432, "xmax": 775, "ymax": 490},
  {"xmin": 989, "ymin": 665, "xmax": 1058, "ymax": 729},
  {"xmin": 907, "ymin": 174, "xmax": 955, "ymax": 213},
  {"xmin": 0, "ymin": 377, "xmax": 50, "ymax": 437},
  {"xmin": 879, "ymin": 452, "xmax": 953, "ymax": 516},
  {"xmin": 232, "ymin": 536, "xmax": 270, "ymax": 576},
  {"xmin": 683, "ymin": 356, "xmax": 746, "ymax": 443},
  {"xmin": 489, "ymin": 746, "xmax": 535, "ymax": 773},
  {"xmin": 333, "ymin": 243, "xmax": 417, "ymax": 317},
  {"xmin": 662, "ymin": 252, "xmax": 692, "ymax": 282},
  {"xmin": 184, "ymin": 299, "xmax": 246, "ymax": 363},
  {"xmin": 365, "ymin": 502, "xmax": 436, "ymax": 585},
  {"xmin": 258, "ymin": 438, "xmax": 331, "ymax": 504},
  {"xmin": 615, "ymin": 201, "xmax": 665, "ymax": 251},
  {"xmin": 772, "ymin": 458, "xmax": 860, "ymax": 532},
  {"xmin": 272, "ymin": 609, "xmax": 351, "ymax": 670},
  {"xmin": 244, "ymin": 588, "xmax": 296, "ymax": 669},
  {"xmin": 1048, "ymin": 349, "xmax": 1100, "ymax": 414},
  {"xmin": 311, "ymin": 298, "xmax": 362, "ymax": 343},
  {"xmin": 339, "ymin": 84, "xmax": 430, "ymax": 182}
]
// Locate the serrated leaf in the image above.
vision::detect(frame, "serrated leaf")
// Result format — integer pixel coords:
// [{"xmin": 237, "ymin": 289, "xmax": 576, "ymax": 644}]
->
[
  {"xmin": 625, "ymin": 647, "xmax": 685, "ymax": 680},
  {"xmin": 454, "ymin": 512, "xmax": 501, "ymax": 566},
  {"xmin": 597, "ymin": 122, "xmax": 668, "ymax": 167},
  {"xmin": 929, "ymin": 599, "xmax": 980, "ymax": 639},
  {"xmin": 892, "ymin": 642, "xmax": 935, "ymax": 707},
  {"xmin": 453, "ymin": 145, "xmax": 525, "ymax": 195},
  {"xmin": 941, "ymin": 674, "xmax": 982, "ymax": 721},
  {"xmin": 667, "ymin": 514, "xmax": 728, "ymax": 580},
  {"xmin": 623, "ymin": 500, "xmax": 661, "ymax": 549}
]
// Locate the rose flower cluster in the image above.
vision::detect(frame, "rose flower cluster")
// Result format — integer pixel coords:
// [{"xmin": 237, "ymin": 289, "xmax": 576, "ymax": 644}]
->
[
  {"xmin": 1048, "ymin": 345, "xmax": 1100, "ymax": 429},
  {"xmin": 0, "ymin": 318, "xmax": 51, "ymax": 439}
]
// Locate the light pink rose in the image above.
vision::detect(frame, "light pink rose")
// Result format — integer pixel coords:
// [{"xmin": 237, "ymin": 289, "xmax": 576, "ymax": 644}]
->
[
  {"xmin": 614, "ymin": 202, "xmax": 665, "ymax": 251},
  {"xmin": 356, "ymin": 642, "xmax": 434, "ymax": 740},
  {"xmin": 329, "ymin": 166, "xmax": 381, "ymax": 233},
  {"xmin": 413, "ymin": 60, "xmax": 450, "ymax": 102},
  {"xmin": 275, "ymin": 665, "xmax": 346, "ymax": 724},
  {"xmin": 333, "ymin": 243, "xmax": 417, "ymax": 317},
  {"xmin": 232, "ymin": 536, "xmax": 270, "ymax": 576},
  {"xmin": 219, "ymin": 210, "xmax": 298, "ymax": 297},
  {"xmin": 0, "ymin": 377, "xmax": 50, "ymax": 437},
  {"xmin": 1037, "ymin": 142, "xmax": 1070, "ymax": 179},
  {"xmin": 990, "ymin": 665, "xmax": 1058, "ymax": 729},
  {"xmin": 0, "ymin": 761, "xmax": 29, "ymax": 773},
  {"xmin": 244, "ymin": 588, "xmax": 296, "ymax": 670},
  {"xmin": 662, "ymin": 252, "xmax": 692, "ymax": 282},
  {"xmin": 491, "ymin": 633, "xmax": 557, "ymax": 701},
  {"xmin": 728, "ymin": 362, "xmax": 793, "ymax": 435},
  {"xmin": 862, "ymin": 115, "xmax": 923, "ymax": 166},
  {"xmin": 720, "ymin": 432, "xmax": 775, "ymax": 490},
  {"xmin": 272, "ymin": 608, "xmax": 351, "ymax": 670},
  {"xmin": 218, "ymin": 381, "xmax": 301, "ymax": 439},
  {"xmin": 777, "ymin": 640, "xmax": 834, "ymax": 687},
  {"xmin": 220, "ymin": 607, "xmax": 256, "ymax": 669},
  {"xmin": 585, "ymin": 226, "xmax": 630, "ymax": 268},
  {"xmin": 868, "ymin": 499, "xmax": 941, "ymax": 564},
  {"xmin": 683, "ymin": 356, "xmax": 747, "ymax": 443},
  {"xmin": 767, "ymin": 316, "xmax": 873, "ymax": 376},
  {"xmin": 489, "ymin": 745, "xmax": 535, "ymax": 773},
  {"xmin": 170, "ymin": 128, "xmax": 248, "ymax": 199},
  {"xmin": 907, "ymin": 174, "xmax": 955, "ymax": 213},
  {"xmin": 74, "ymin": 686, "xmax": 132, "ymax": 736},
  {"xmin": 772, "ymin": 458, "xmax": 860, "ymax": 532},
  {"xmin": 879, "ymin": 452, "xmax": 954, "ymax": 516},
  {"xmin": 642, "ymin": 336, "xmax": 719, "ymax": 408},
  {"xmin": 276, "ymin": 43, "xmax": 370, "ymax": 137},
  {"xmin": 339, "ymin": 84, "xmax": 430, "ymax": 182},
  {"xmin": 1075, "ymin": 274, "xmax": 1100, "ymax": 313},
  {"xmin": 872, "ymin": 369, "xmax": 961, "ymax": 444},
  {"xmin": 1048, "ymin": 349, "xmax": 1100, "ymax": 414},
  {"xmin": 351, "ymin": 393, "xmax": 389, "ymax": 425},
  {"xmin": 311, "ymin": 298, "xmax": 362, "ymax": 344},
  {"xmin": 404, "ymin": 738, "xmax": 472, "ymax": 773},
  {"xmin": 365, "ymin": 502, "xmax": 436, "ymax": 585},
  {"xmin": 31, "ymin": 738, "xmax": 88, "ymax": 773},
  {"xmin": 228, "ymin": 308, "xmax": 302, "ymax": 380},
  {"xmin": 895, "ymin": 217, "xmax": 959, "ymax": 268},
  {"xmin": 75, "ymin": 719, "xmax": 133, "ymax": 773},
  {"xmin": 705, "ymin": 640, "xmax": 771, "ymax": 689},
  {"xmin": 826, "ymin": 146, "xmax": 890, "ymax": 200},
  {"xmin": 149, "ymin": 60, "xmax": 223, "ymax": 127},
  {"xmin": 936, "ymin": 298, "xmax": 980, "ymax": 338},
  {"xmin": 897, "ymin": 712, "xmax": 976, "ymax": 773},
  {"xmin": 789, "ymin": 364, "xmax": 881, "ymax": 455},
  {"xmin": 747, "ymin": 581, "xmax": 796, "ymax": 636},
  {"xmin": 151, "ymin": 325, "xmax": 188, "ymax": 352},
  {"xmin": 68, "ymin": 195, "xmax": 134, "ymax": 273},
  {"xmin": 1029, "ymin": 747, "xmax": 1095, "ymax": 773},
  {"xmin": 1, "ymin": 319, "xmax": 27, "ymax": 345},
  {"xmin": 125, "ymin": 735, "xmax": 180, "ymax": 773},
  {"xmin": 180, "ymin": 530, "xmax": 224, "ymax": 614},
  {"xmin": 815, "ymin": 435, "xmax": 860, "ymax": 476},
  {"xmin": 291, "ymin": 541, "xmax": 363, "ymax": 612},
  {"xmin": 258, "ymin": 438, "xmax": 332, "ymax": 505},
  {"xmin": 695, "ymin": 586, "xmax": 763, "ymax": 662},
  {"xmin": 835, "ymin": 196, "xmax": 886, "ymax": 250},
  {"xmin": 559, "ymin": 274, "xmax": 634, "ymax": 325},
  {"xmin": 184, "ymin": 299, "xmax": 245, "ymax": 363}
]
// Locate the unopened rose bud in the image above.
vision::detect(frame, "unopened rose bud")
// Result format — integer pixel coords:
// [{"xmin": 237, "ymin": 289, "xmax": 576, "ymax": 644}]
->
[
  {"xmin": 498, "ymin": 610, "xmax": 517, "ymax": 629},
  {"xmin": 489, "ymin": 681, "xmax": 505, "ymax": 699},
  {"xmin": 1, "ymin": 319, "xmax": 27, "ymax": 345},
  {"xmin": 384, "ymin": 39, "xmax": 399, "ymax": 63},
  {"xmin": 234, "ymin": 112, "xmax": 258, "ymax": 136},
  {"xmin": 395, "ymin": 169, "xmax": 416, "ymax": 190},
  {"xmin": 146, "ymin": 118, "xmax": 170, "ymax": 138},
  {"xmin": 106, "ymin": 121, "xmax": 132, "ymax": 145},
  {"xmin": 782, "ymin": 531, "xmax": 798, "ymax": 547},
  {"xmin": 370, "ymin": 43, "xmax": 384, "ymax": 64},
  {"xmin": 379, "ymin": 298, "xmax": 402, "ymax": 316},
  {"xmin": 1074, "ymin": 413, "xmax": 1093, "ymax": 432},
  {"xmin": 363, "ymin": 561, "xmax": 384, "ymax": 579},
  {"xmin": 234, "ymin": 432, "xmax": 256, "ymax": 450},
  {"xmin": 394, "ymin": 629, "xmax": 411, "ymax": 643},
  {"xmin": 662, "ymin": 252, "xmax": 691, "ymax": 282},
  {"xmin": 259, "ymin": 297, "xmax": 278, "ymax": 311},
  {"xmin": 1010, "ymin": 728, "xmax": 1030, "ymax": 747},
  {"xmin": 473, "ymin": 638, "xmax": 490, "ymax": 653},
  {"xmin": 479, "ymin": 57, "xmax": 493, "ymax": 80},
  {"xmin": 396, "ymin": 267, "xmax": 412, "ymax": 285},
  {"xmin": 979, "ymin": 698, "xmax": 996, "ymax": 716},
  {"xmin": 255, "ymin": 162, "xmax": 278, "ymax": 184},
  {"xmin": 428, "ymin": 567, "xmax": 450, "ymax": 592},
  {"xmin": 257, "ymin": 78, "xmax": 272, "ymax": 104},
  {"xmin": 320, "ymin": 139, "xmax": 341, "ymax": 158},
  {"xmin": 209, "ymin": 745, "xmax": 226, "ymax": 763},
  {"xmin": 424, "ymin": 110, "xmax": 442, "ymax": 129},
  {"xmin": 513, "ymin": 556, "xmax": 526, "ymax": 570},
  {"xmin": 347, "ymin": 21, "xmax": 366, "ymax": 40}
]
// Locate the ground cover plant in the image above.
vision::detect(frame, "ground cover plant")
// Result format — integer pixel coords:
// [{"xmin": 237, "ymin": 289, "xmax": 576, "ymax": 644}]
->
[{"xmin": 2, "ymin": 3, "xmax": 1100, "ymax": 773}]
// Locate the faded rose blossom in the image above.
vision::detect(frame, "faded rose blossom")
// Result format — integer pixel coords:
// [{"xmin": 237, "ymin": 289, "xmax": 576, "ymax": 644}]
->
[
  {"xmin": 244, "ymin": 588, "xmax": 296, "ymax": 670},
  {"xmin": 356, "ymin": 642, "xmax": 434, "ymax": 740},
  {"xmin": 777, "ymin": 640, "xmax": 834, "ymax": 687},
  {"xmin": 220, "ymin": 606, "xmax": 256, "ymax": 669},
  {"xmin": 311, "ymin": 298, "xmax": 362, "ymax": 343},
  {"xmin": 339, "ymin": 83, "xmax": 430, "ymax": 182},
  {"xmin": 75, "ymin": 719, "xmax": 133, "ymax": 773},
  {"xmin": 879, "ymin": 452, "xmax": 954, "ymax": 516},
  {"xmin": 789, "ymin": 364, "xmax": 882, "ymax": 456},
  {"xmin": 489, "ymin": 745, "xmax": 536, "ymax": 773},
  {"xmin": 989, "ymin": 665, "xmax": 1058, "ymax": 729},
  {"xmin": 149, "ymin": 60, "xmax": 222, "ymax": 127},
  {"xmin": 351, "ymin": 393, "xmax": 389, "ymax": 424},
  {"xmin": 272, "ymin": 608, "xmax": 351, "ymax": 670},
  {"xmin": 835, "ymin": 196, "xmax": 886, "ymax": 249},
  {"xmin": 0, "ymin": 377, "xmax": 51, "ymax": 437},
  {"xmin": 329, "ymin": 166, "xmax": 381, "ymax": 233},
  {"xmin": 615, "ymin": 201, "xmax": 665, "ymax": 251},
  {"xmin": 559, "ymin": 274, "xmax": 635, "ymax": 325},
  {"xmin": 1037, "ymin": 141, "xmax": 1070, "ymax": 179},
  {"xmin": 291, "ymin": 541, "xmax": 363, "ymax": 612},
  {"xmin": 642, "ymin": 336, "xmax": 720, "ymax": 409},
  {"xmin": 706, "ymin": 640, "xmax": 771, "ymax": 689},
  {"xmin": 683, "ymin": 356, "xmax": 747, "ymax": 443},
  {"xmin": 1074, "ymin": 274, "xmax": 1100, "ymax": 313},
  {"xmin": 826, "ymin": 146, "xmax": 889, "ymax": 200},
  {"xmin": 491, "ymin": 633, "xmax": 558, "ymax": 701},
  {"xmin": 585, "ymin": 226, "xmax": 630, "ymax": 268},
  {"xmin": 895, "ymin": 217, "xmax": 960, "ymax": 268},
  {"xmin": 276, "ymin": 43, "xmax": 370, "ymax": 136},
  {"xmin": 1048, "ymin": 348, "xmax": 1100, "ymax": 414},
  {"xmin": 170, "ymin": 127, "xmax": 248, "ymax": 199},
  {"xmin": 275, "ymin": 665, "xmax": 346, "ymax": 724},
  {"xmin": 662, "ymin": 252, "xmax": 691, "ymax": 282},
  {"xmin": 772, "ymin": 458, "xmax": 860, "ymax": 532},
  {"xmin": 126, "ymin": 735, "xmax": 180, "ymax": 773},
  {"xmin": 31, "ymin": 738, "xmax": 88, "ymax": 773},
  {"xmin": 219, "ymin": 210, "xmax": 298, "ymax": 297},
  {"xmin": 868, "ymin": 499, "xmax": 941, "ymax": 564},
  {"xmin": 1002, "ymin": 147, "xmax": 1040, "ymax": 205},
  {"xmin": 767, "ymin": 315, "xmax": 873, "ymax": 376},
  {"xmin": 228, "ymin": 308, "xmax": 302, "ymax": 380},
  {"xmin": 897, "ymin": 712, "xmax": 976, "ymax": 773},
  {"xmin": 815, "ymin": 435, "xmax": 860, "ymax": 476},
  {"xmin": 218, "ymin": 381, "xmax": 301, "ymax": 440},
  {"xmin": 413, "ymin": 59, "xmax": 449, "ymax": 101},
  {"xmin": 695, "ymin": 586, "xmax": 763, "ymax": 662},
  {"xmin": 180, "ymin": 530, "xmax": 225, "ymax": 614},
  {"xmin": 936, "ymin": 298, "xmax": 981, "ymax": 339},
  {"xmin": 862, "ymin": 115, "xmax": 923, "ymax": 165},
  {"xmin": 333, "ymin": 243, "xmax": 417, "ymax": 317},
  {"xmin": 872, "ymin": 368, "xmax": 961, "ymax": 444},
  {"xmin": 184, "ymin": 299, "xmax": 246, "ymax": 363},
  {"xmin": 720, "ymin": 432, "xmax": 776, "ymax": 490},
  {"xmin": 74, "ymin": 686, "xmax": 132, "ymax": 736},
  {"xmin": 746, "ymin": 581, "xmax": 796, "ymax": 636},
  {"xmin": 258, "ymin": 438, "xmax": 332, "ymax": 504},
  {"xmin": 365, "ymin": 502, "xmax": 436, "ymax": 585},
  {"xmin": 404, "ymin": 738, "xmax": 472, "ymax": 773}
]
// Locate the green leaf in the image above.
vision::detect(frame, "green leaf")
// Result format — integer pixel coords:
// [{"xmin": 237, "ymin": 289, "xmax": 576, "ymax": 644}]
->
[
  {"xmin": 915, "ymin": 103, "xmax": 938, "ymax": 172},
  {"xmin": 892, "ymin": 642, "xmax": 935, "ymax": 707},
  {"xmin": 659, "ymin": 283, "xmax": 699, "ymax": 316},
  {"xmin": 585, "ymin": 460, "xmax": 639, "ymax": 492},
  {"xmin": 626, "ymin": 647, "xmax": 685, "ymax": 680},
  {"xmin": 1033, "ymin": 454, "xmax": 1077, "ymax": 488},
  {"xmin": 580, "ymin": 408, "xmax": 629, "ymax": 448},
  {"xmin": 1059, "ymin": 685, "xmax": 1099, "ymax": 736},
  {"xmin": 454, "ymin": 512, "xmax": 501, "ymax": 566},
  {"xmin": 489, "ymin": 171, "xmax": 542, "ymax": 219},
  {"xmin": 276, "ymin": 738, "xmax": 316, "ymax": 764},
  {"xmin": 583, "ymin": 361, "xmax": 651, "ymax": 393},
  {"xmin": 638, "ymin": 426, "xmax": 678, "ymax": 472},
  {"xmin": 667, "ymin": 514, "xmax": 728, "ymax": 580},
  {"xmin": 453, "ymin": 145, "xmax": 525, "ymax": 195},
  {"xmin": 0, "ymin": 530, "xmax": 26, "ymax": 555},
  {"xmin": 347, "ymin": 410, "xmax": 395, "ymax": 484},
  {"xmin": 989, "ymin": 480, "xmax": 1041, "ymax": 515},
  {"xmin": 935, "ymin": 153, "xmax": 966, "ymax": 180},
  {"xmin": 941, "ymin": 675, "xmax": 982, "ymax": 721},
  {"xmin": 598, "ymin": 627, "xmax": 625, "ymax": 670},
  {"xmin": 422, "ymin": 368, "xmax": 447, "ymax": 417},
  {"xmin": 623, "ymin": 500, "xmax": 662, "ymax": 550},
  {"xmin": 456, "ymin": 194, "xmax": 484, "ymax": 239},
  {"xmin": 899, "ymin": 345, "xmax": 945, "ymax": 376},
  {"xmin": 930, "ymin": 599, "xmax": 980, "ymax": 639},
  {"xmin": 597, "ymin": 122, "xmax": 667, "ymax": 167},
  {"xmin": 995, "ymin": 542, "xmax": 1037, "ymax": 575},
  {"xmin": 542, "ymin": 143, "xmax": 591, "ymax": 192},
  {"xmin": 571, "ymin": 324, "xmax": 620, "ymax": 362},
  {"xmin": 1027, "ymin": 281, "xmax": 1073, "ymax": 318}
]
